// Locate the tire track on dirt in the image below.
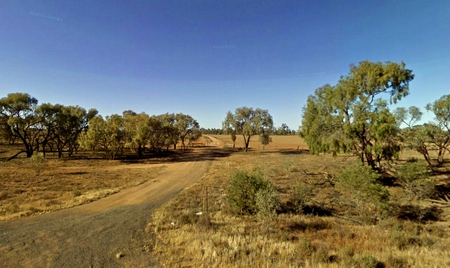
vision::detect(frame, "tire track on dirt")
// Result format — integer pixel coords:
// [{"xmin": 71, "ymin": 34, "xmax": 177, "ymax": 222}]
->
[{"xmin": 0, "ymin": 154, "xmax": 212, "ymax": 268}]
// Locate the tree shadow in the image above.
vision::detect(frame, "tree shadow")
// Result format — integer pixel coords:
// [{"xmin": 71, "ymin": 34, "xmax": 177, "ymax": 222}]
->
[
  {"xmin": 119, "ymin": 147, "xmax": 234, "ymax": 165},
  {"xmin": 279, "ymin": 149, "xmax": 310, "ymax": 155},
  {"xmin": 393, "ymin": 204, "xmax": 443, "ymax": 223}
]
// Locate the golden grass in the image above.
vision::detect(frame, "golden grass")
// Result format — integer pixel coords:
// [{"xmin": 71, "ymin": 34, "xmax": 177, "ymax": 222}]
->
[
  {"xmin": 209, "ymin": 134, "xmax": 309, "ymax": 151},
  {"xmin": 0, "ymin": 157, "xmax": 165, "ymax": 220},
  {"xmin": 147, "ymin": 149, "xmax": 450, "ymax": 267}
]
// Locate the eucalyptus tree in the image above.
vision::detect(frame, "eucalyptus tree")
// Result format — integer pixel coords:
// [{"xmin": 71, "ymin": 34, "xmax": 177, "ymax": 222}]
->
[
  {"xmin": 78, "ymin": 114, "xmax": 125, "ymax": 159},
  {"xmin": 37, "ymin": 104, "xmax": 98, "ymax": 158},
  {"xmin": 175, "ymin": 113, "xmax": 200, "ymax": 150},
  {"xmin": 223, "ymin": 107, "xmax": 274, "ymax": 151},
  {"xmin": 394, "ymin": 106, "xmax": 433, "ymax": 166},
  {"xmin": 123, "ymin": 110, "xmax": 151, "ymax": 157},
  {"xmin": 0, "ymin": 93, "xmax": 40, "ymax": 157},
  {"xmin": 301, "ymin": 61, "xmax": 414, "ymax": 169},
  {"xmin": 426, "ymin": 94, "xmax": 450, "ymax": 165}
]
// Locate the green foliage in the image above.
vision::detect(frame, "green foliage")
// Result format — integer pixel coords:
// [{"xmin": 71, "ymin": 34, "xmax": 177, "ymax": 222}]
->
[
  {"xmin": 0, "ymin": 93, "xmax": 40, "ymax": 157},
  {"xmin": 291, "ymin": 182, "xmax": 313, "ymax": 214},
  {"xmin": 79, "ymin": 115, "xmax": 126, "ymax": 159},
  {"xmin": 255, "ymin": 184, "xmax": 280, "ymax": 230},
  {"xmin": 223, "ymin": 107, "xmax": 274, "ymax": 151},
  {"xmin": 227, "ymin": 169, "xmax": 273, "ymax": 214},
  {"xmin": 30, "ymin": 153, "xmax": 47, "ymax": 175},
  {"xmin": 301, "ymin": 61, "xmax": 414, "ymax": 169},
  {"xmin": 336, "ymin": 164, "xmax": 390, "ymax": 223},
  {"xmin": 396, "ymin": 161, "xmax": 434, "ymax": 200}
]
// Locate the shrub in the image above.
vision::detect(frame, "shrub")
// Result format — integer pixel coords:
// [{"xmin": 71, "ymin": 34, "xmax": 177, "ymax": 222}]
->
[
  {"xmin": 291, "ymin": 182, "xmax": 313, "ymax": 214},
  {"xmin": 396, "ymin": 161, "xmax": 434, "ymax": 200},
  {"xmin": 352, "ymin": 254, "xmax": 383, "ymax": 268},
  {"xmin": 255, "ymin": 184, "xmax": 280, "ymax": 231},
  {"xmin": 227, "ymin": 169, "xmax": 272, "ymax": 214},
  {"xmin": 30, "ymin": 153, "xmax": 47, "ymax": 176},
  {"xmin": 336, "ymin": 165, "xmax": 390, "ymax": 223}
]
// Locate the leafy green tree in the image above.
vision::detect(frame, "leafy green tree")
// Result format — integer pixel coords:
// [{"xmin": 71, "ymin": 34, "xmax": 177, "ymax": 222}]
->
[
  {"xmin": 175, "ymin": 113, "xmax": 200, "ymax": 150},
  {"xmin": 301, "ymin": 61, "xmax": 414, "ymax": 169},
  {"xmin": 36, "ymin": 104, "xmax": 97, "ymax": 158},
  {"xmin": 158, "ymin": 113, "xmax": 179, "ymax": 151},
  {"xmin": 394, "ymin": 106, "xmax": 433, "ymax": 167},
  {"xmin": 0, "ymin": 93, "xmax": 40, "ymax": 157},
  {"xmin": 148, "ymin": 115, "xmax": 165, "ymax": 152},
  {"xmin": 426, "ymin": 94, "xmax": 450, "ymax": 165},
  {"xmin": 79, "ymin": 114, "xmax": 125, "ymax": 159},
  {"xmin": 277, "ymin": 123, "xmax": 291, "ymax": 135},
  {"xmin": 123, "ymin": 111, "xmax": 151, "ymax": 157},
  {"xmin": 223, "ymin": 107, "xmax": 274, "ymax": 151}
]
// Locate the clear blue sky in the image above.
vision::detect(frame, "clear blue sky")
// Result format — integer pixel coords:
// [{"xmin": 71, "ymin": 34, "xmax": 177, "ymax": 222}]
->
[{"xmin": 1, "ymin": 1, "xmax": 449, "ymax": 129}]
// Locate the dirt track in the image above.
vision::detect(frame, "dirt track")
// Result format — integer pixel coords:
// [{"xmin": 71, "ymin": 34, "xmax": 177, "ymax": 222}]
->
[{"xmin": 0, "ymin": 144, "xmax": 223, "ymax": 267}]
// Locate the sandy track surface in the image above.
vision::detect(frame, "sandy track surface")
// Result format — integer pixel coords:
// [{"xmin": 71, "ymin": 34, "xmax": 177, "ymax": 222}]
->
[{"xmin": 0, "ymin": 149, "xmax": 216, "ymax": 267}]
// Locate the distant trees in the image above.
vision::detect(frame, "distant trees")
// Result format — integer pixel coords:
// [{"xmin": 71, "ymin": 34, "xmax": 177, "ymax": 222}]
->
[
  {"xmin": 223, "ymin": 107, "xmax": 274, "ymax": 151},
  {"xmin": 78, "ymin": 112, "xmax": 201, "ymax": 159},
  {"xmin": 0, "ymin": 92, "xmax": 201, "ymax": 160},
  {"xmin": 300, "ymin": 61, "xmax": 414, "ymax": 169},
  {"xmin": 395, "ymin": 94, "xmax": 450, "ymax": 167}
]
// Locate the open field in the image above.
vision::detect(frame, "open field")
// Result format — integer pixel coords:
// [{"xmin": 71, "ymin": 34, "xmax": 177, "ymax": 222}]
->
[
  {"xmin": 147, "ymin": 136, "xmax": 450, "ymax": 267},
  {"xmin": 1, "ymin": 136, "xmax": 450, "ymax": 267},
  {"xmin": 209, "ymin": 134, "xmax": 309, "ymax": 151},
  {"xmin": 0, "ymin": 155, "xmax": 166, "ymax": 220},
  {"xmin": 0, "ymin": 145, "xmax": 218, "ymax": 267}
]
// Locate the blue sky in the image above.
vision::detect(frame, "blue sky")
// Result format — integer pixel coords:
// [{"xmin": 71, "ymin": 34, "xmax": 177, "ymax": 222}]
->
[{"xmin": 1, "ymin": 1, "xmax": 449, "ymax": 129}]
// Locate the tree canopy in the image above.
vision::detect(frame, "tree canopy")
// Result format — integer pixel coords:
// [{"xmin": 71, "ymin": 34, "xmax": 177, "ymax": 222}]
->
[
  {"xmin": 300, "ymin": 61, "xmax": 414, "ymax": 169},
  {"xmin": 223, "ymin": 107, "xmax": 274, "ymax": 151}
]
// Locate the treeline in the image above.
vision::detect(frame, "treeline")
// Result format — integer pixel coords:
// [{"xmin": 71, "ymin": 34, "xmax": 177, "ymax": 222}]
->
[
  {"xmin": 0, "ymin": 93, "xmax": 200, "ymax": 160},
  {"xmin": 201, "ymin": 123, "xmax": 296, "ymax": 136}
]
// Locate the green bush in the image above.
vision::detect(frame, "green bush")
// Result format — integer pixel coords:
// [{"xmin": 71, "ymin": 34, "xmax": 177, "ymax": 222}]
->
[
  {"xmin": 291, "ymin": 182, "xmax": 313, "ymax": 214},
  {"xmin": 396, "ymin": 161, "xmax": 434, "ymax": 200},
  {"xmin": 255, "ymin": 184, "xmax": 280, "ymax": 230},
  {"xmin": 227, "ymin": 169, "xmax": 272, "ymax": 214},
  {"xmin": 336, "ymin": 165, "xmax": 390, "ymax": 223},
  {"xmin": 30, "ymin": 153, "xmax": 47, "ymax": 176}
]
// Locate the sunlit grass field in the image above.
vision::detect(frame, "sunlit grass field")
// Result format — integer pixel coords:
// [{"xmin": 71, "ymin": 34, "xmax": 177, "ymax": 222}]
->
[
  {"xmin": 209, "ymin": 134, "xmax": 309, "ymax": 151},
  {"xmin": 147, "ymin": 136, "xmax": 450, "ymax": 267}
]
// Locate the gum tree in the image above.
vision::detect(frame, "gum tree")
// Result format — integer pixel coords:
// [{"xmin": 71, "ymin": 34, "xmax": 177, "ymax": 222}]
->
[
  {"xmin": 0, "ymin": 93, "xmax": 40, "ymax": 157},
  {"xmin": 223, "ymin": 107, "xmax": 274, "ymax": 151},
  {"xmin": 301, "ymin": 61, "xmax": 414, "ymax": 169}
]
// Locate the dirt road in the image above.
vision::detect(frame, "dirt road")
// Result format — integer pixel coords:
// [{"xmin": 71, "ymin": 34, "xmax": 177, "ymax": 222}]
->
[{"xmin": 0, "ymin": 147, "xmax": 220, "ymax": 267}]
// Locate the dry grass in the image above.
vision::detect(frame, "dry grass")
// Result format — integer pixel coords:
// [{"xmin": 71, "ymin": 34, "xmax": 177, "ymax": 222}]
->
[
  {"xmin": 146, "ymin": 139, "xmax": 450, "ymax": 267},
  {"xmin": 0, "ymin": 153, "xmax": 165, "ymax": 220},
  {"xmin": 209, "ymin": 134, "xmax": 308, "ymax": 151}
]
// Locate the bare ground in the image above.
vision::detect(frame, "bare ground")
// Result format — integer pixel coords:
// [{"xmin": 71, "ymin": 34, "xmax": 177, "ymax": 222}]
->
[{"xmin": 0, "ymin": 145, "xmax": 226, "ymax": 267}]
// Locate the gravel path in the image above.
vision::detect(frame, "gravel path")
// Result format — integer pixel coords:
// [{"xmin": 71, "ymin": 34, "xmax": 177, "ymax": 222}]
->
[{"xmin": 0, "ymin": 151, "xmax": 213, "ymax": 268}]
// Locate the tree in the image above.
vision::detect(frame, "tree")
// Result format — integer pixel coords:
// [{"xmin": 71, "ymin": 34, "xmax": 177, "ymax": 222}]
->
[
  {"xmin": 174, "ymin": 113, "xmax": 200, "ymax": 150},
  {"xmin": 394, "ymin": 106, "xmax": 433, "ymax": 167},
  {"xmin": 123, "ymin": 111, "xmax": 151, "ymax": 157},
  {"xmin": 0, "ymin": 93, "xmax": 40, "ymax": 157},
  {"xmin": 223, "ymin": 107, "xmax": 274, "ymax": 151},
  {"xmin": 277, "ymin": 123, "xmax": 291, "ymax": 135},
  {"xmin": 36, "ymin": 104, "xmax": 98, "ymax": 158},
  {"xmin": 426, "ymin": 94, "xmax": 450, "ymax": 165},
  {"xmin": 78, "ymin": 114, "xmax": 126, "ymax": 159},
  {"xmin": 301, "ymin": 61, "xmax": 414, "ymax": 169},
  {"xmin": 157, "ymin": 113, "xmax": 179, "ymax": 151}
]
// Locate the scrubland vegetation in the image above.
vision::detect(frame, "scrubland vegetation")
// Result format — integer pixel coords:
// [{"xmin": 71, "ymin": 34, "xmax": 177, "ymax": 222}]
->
[
  {"xmin": 147, "ymin": 145, "xmax": 450, "ymax": 267},
  {"xmin": 2, "ymin": 60, "xmax": 450, "ymax": 266}
]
